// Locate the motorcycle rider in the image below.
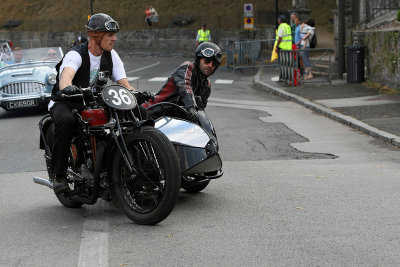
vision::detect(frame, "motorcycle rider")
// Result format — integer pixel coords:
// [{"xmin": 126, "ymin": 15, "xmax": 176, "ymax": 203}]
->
[
  {"xmin": 142, "ymin": 42, "xmax": 222, "ymax": 122},
  {"xmin": 49, "ymin": 13, "xmax": 151, "ymax": 194}
]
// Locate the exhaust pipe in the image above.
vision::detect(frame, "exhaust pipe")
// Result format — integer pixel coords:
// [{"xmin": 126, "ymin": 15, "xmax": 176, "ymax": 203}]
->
[{"xmin": 33, "ymin": 177, "xmax": 53, "ymax": 189}]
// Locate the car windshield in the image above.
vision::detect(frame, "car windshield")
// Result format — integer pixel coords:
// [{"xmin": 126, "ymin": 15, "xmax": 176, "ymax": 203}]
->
[{"xmin": 0, "ymin": 47, "xmax": 63, "ymax": 66}]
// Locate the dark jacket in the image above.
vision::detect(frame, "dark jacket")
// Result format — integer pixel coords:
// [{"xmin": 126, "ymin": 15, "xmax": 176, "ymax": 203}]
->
[
  {"xmin": 142, "ymin": 61, "xmax": 211, "ymax": 109},
  {"xmin": 51, "ymin": 42, "xmax": 113, "ymax": 101}
]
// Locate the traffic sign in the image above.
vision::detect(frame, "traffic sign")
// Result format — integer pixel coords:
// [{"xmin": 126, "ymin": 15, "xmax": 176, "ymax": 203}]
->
[
  {"xmin": 243, "ymin": 4, "xmax": 254, "ymax": 18},
  {"xmin": 244, "ymin": 17, "xmax": 254, "ymax": 29},
  {"xmin": 244, "ymin": 3, "xmax": 253, "ymax": 13}
]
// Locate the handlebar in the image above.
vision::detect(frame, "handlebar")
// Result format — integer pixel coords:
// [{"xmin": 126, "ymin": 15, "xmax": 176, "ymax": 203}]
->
[{"xmin": 60, "ymin": 87, "xmax": 94, "ymax": 99}]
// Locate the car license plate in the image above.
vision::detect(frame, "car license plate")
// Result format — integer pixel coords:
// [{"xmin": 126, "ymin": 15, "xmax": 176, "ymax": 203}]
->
[{"xmin": 6, "ymin": 99, "xmax": 38, "ymax": 109}]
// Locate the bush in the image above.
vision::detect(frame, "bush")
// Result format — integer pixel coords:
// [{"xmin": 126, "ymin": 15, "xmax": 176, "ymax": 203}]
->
[{"xmin": 398, "ymin": 10, "xmax": 400, "ymax": 21}]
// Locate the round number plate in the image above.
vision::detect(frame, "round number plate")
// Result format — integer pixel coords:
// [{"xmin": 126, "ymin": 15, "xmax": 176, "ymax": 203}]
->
[{"xmin": 101, "ymin": 85, "xmax": 137, "ymax": 110}]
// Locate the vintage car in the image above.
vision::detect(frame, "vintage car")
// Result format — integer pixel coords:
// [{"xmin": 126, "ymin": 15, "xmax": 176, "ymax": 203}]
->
[{"xmin": 0, "ymin": 47, "xmax": 63, "ymax": 111}]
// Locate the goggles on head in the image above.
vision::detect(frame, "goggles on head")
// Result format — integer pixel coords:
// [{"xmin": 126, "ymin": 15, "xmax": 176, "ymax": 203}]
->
[
  {"xmin": 200, "ymin": 48, "xmax": 222, "ymax": 63},
  {"xmin": 86, "ymin": 19, "xmax": 120, "ymax": 32},
  {"xmin": 104, "ymin": 20, "xmax": 119, "ymax": 32}
]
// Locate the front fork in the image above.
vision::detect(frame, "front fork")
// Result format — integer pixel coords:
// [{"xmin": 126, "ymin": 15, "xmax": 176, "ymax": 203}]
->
[{"xmin": 110, "ymin": 110, "xmax": 138, "ymax": 174}]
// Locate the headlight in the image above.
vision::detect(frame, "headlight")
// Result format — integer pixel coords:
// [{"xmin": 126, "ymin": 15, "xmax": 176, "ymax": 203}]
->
[{"xmin": 47, "ymin": 73, "xmax": 57, "ymax": 85}]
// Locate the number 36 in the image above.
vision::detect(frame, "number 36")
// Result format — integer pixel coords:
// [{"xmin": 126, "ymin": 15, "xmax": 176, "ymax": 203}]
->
[{"xmin": 108, "ymin": 88, "xmax": 132, "ymax": 106}]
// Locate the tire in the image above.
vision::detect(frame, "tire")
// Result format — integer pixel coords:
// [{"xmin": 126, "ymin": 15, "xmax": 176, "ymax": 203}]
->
[
  {"xmin": 45, "ymin": 124, "xmax": 83, "ymax": 208},
  {"xmin": 182, "ymin": 180, "xmax": 210, "ymax": 193},
  {"xmin": 111, "ymin": 126, "xmax": 181, "ymax": 225}
]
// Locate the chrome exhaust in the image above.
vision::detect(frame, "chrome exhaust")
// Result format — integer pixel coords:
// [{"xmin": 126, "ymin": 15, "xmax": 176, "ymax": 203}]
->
[{"xmin": 33, "ymin": 177, "xmax": 53, "ymax": 189}]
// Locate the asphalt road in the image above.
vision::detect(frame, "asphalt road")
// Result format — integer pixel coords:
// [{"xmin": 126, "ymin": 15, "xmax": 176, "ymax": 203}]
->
[{"xmin": 1, "ymin": 55, "xmax": 400, "ymax": 266}]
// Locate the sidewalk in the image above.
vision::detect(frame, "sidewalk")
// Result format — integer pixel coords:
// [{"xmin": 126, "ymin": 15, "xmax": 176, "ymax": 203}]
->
[{"xmin": 254, "ymin": 67, "xmax": 400, "ymax": 148}]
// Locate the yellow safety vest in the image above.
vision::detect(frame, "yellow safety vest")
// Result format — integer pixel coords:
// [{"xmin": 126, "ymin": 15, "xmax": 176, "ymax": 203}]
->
[
  {"xmin": 275, "ymin": 23, "xmax": 292, "ymax": 50},
  {"xmin": 198, "ymin": 29, "xmax": 210, "ymax": 42}
]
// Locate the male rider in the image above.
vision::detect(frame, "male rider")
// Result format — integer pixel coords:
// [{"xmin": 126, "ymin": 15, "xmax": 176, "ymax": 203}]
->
[
  {"xmin": 49, "ymin": 13, "xmax": 150, "ymax": 194},
  {"xmin": 142, "ymin": 42, "xmax": 221, "ymax": 122}
]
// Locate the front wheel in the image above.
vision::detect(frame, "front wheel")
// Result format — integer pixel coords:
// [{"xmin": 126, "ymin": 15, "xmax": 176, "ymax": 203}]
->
[{"xmin": 111, "ymin": 126, "xmax": 181, "ymax": 225}]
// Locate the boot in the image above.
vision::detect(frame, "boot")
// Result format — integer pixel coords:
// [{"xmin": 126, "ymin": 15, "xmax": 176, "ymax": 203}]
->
[{"xmin": 53, "ymin": 174, "xmax": 69, "ymax": 194}]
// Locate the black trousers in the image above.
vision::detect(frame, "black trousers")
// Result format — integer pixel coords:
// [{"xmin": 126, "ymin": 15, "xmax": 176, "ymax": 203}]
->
[{"xmin": 49, "ymin": 101, "xmax": 147, "ymax": 175}]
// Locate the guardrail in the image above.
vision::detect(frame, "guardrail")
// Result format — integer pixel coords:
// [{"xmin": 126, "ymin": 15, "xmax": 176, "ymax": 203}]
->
[
  {"xmin": 225, "ymin": 39, "xmax": 277, "ymax": 72},
  {"xmin": 279, "ymin": 48, "xmax": 335, "ymax": 86}
]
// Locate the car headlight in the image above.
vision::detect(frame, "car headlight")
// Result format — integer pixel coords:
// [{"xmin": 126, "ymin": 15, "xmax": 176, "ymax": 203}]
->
[{"xmin": 47, "ymin": 73, "xmax": 57, "ymax": 85}]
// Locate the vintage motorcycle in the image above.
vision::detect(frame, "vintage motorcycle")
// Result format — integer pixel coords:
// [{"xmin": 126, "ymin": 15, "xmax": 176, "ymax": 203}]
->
[
  {"xmin": 33, "ymin": 76, "xmax": 181, "ymax": 225},
  {"xmin": 146, "ymin": 102, "xmax": 223, "ymax": 193}
]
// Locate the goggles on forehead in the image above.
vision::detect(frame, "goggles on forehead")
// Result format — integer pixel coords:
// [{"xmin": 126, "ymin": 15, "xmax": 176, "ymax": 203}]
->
[
  {"xmin": 200, "ymin": 48, "xmax": 222, "ymax": 63},
  {"xmin": 104, "ymin": 20, "xmax": 120, "ymax": 32},
  {"xmin": 86, "ymin": 19, "xmax": 120, "ymax": 32}
]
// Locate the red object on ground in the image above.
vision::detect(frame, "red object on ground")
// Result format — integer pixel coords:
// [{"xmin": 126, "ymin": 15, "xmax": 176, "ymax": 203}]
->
[{"xmin": 291, "ymin": 44, "xmax": 301, "ymax": 86}]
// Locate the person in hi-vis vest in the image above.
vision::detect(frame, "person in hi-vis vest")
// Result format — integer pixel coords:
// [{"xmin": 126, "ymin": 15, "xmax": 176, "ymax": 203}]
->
[
  {"xmin": 196, "ymin": 24, "xmax": 211, "ymax": 47},
  {"xmin": 274, "ymin": 15, "xmax": 292, "ymax": 61}
]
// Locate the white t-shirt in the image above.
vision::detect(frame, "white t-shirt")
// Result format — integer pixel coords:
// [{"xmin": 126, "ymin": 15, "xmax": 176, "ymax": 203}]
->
[
  {"xmin": 300, "ymin": 25, "xmax": 315, "ymax": 47},
  {"xmin": 48, "ymin": 49, "xmax": 126, "ymax": 110},
  {"xmin": 277, "ymin": 26, "xmax": 285, "ymax": 37},
  {"xmin": 59, "ymin": 49, "xmax": 126, "ymax": 84}
]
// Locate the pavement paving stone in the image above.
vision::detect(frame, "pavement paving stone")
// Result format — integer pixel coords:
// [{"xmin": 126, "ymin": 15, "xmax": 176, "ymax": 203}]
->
[{"xmin": 255, "ymin": 67, "xmax": 400, "ymax": 148}]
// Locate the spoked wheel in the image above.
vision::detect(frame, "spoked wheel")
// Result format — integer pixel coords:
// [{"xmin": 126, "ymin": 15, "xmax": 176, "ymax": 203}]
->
[
  {"xmin": 45, "ymin": 124, "xmax": 83, "ymax": 208},
  {"xmin": 111, "ymin": 126, "xmax": 181, "ymax": 225}
]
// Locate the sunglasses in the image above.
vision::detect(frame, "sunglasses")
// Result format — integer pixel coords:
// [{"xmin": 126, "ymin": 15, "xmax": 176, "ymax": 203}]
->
[
  {"xmin": 200, "ymin": 48, "xmax": 222, "ymax": 62},
  {"xmin": 48, "ymin": 53, "xmax": 56, "ymax": 56},
  {"xmin": 203, "ymin": 58, "xmax": 219, "ymax": 66}
]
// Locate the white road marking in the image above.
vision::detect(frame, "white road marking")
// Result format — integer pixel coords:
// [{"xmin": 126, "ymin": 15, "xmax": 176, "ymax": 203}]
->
[
  {"xmin": 127, "ymin": 77, "xmax": 140, "ymax": 81},
  {"xmin": 126, "ymin": 61, "xmax": 160, "ymax": 74},
  {"xmin": 214, "ymin": 79, "xmax": 234, "ymax": 84},
  {"xmin": 148, "ymin": 77, "xmax": 169, "ymax": 82},
  {"xmin": 78, "ymin": 201, "xmax": 110, "ymax": 267}
]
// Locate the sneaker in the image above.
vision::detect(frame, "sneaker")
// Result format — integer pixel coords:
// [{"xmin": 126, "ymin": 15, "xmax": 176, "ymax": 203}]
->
[{"xmin": 53, "ymin": 174, "xmax": 69, "ymax": 194}]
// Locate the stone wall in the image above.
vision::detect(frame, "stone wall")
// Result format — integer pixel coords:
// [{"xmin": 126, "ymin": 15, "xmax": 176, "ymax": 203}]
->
[
  {"xmin": 0, "ymin": 28, "xmax": 275, "ymax": 56},
  {"xmin": 352, "ymin": 29, "xmax": 400, "ymax": 88}
]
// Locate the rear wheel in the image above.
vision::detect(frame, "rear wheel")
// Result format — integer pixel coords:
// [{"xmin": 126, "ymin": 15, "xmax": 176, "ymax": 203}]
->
[
  {"xmin": 111, "ymin": 126, "xmax": 181, "ymax": 225},
  {"xmin": 45, "ymin": 124, "xmax": 83, "ymax": 208}
]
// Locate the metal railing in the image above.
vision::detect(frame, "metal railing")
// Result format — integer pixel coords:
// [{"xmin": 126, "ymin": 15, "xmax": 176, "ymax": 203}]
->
[
  {"xmin": 279, "ymin": 48, "xmax": 335, "ymax": 86},
  {"xmin": 225, "ymin": 39, "xmax": 277, "ymax": 72}
]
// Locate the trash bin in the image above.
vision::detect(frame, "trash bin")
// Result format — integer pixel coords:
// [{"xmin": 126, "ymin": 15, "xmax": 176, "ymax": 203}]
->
[{"xmin": 346, "ymin": 46, "xmax": 365, "ymax": 83}]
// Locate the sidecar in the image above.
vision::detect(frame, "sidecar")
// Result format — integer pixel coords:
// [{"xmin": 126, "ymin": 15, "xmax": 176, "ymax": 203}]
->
[{"xmin": 146, "ymin": 102, "xmax": 223, "ymax": 192}]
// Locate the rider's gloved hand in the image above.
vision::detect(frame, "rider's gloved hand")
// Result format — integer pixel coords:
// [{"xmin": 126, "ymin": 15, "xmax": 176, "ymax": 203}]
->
[
  {"xmin": 186, "ymin": 107, "xmax": 198, "ymax": 123},
  {"xmin": 60, "ymin": 85, "xmax": 80, "ymax": 96},
  {"xmin": 194, "ymin": 96, "xmax": 205, "ymax": 110},
  {"xmin": 135, "ymin": 91, "xmax": 155, "ymax": 105}
]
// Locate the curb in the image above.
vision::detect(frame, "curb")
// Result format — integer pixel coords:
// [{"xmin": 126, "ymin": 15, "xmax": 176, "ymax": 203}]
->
[{"xmin": 254, "ymin": 68, "xmax": 400, "ymax": 148}]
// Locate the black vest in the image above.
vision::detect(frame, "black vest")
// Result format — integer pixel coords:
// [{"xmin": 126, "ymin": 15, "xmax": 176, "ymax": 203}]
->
[{"xmin": 51, "ymin": 42, "xmax": 113, "ymax": 100}]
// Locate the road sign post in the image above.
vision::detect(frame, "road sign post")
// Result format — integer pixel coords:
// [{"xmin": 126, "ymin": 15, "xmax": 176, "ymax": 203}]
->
[{"xmin": 243, "ymin": 3, "xmax": 254, "ymax": 30}]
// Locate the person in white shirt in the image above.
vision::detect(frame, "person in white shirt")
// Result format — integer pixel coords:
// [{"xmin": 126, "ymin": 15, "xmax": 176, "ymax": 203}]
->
[
  {"xmin": 149, "ymin": 6, "xmax": 158, "ymax": 27},
  {"xmin": 49, "ymin": 13, "xmax": 152, "ymax": 193},
  {"xmin": 296, "ymin": 18, "xmax": 315, "ymax": 80}
]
